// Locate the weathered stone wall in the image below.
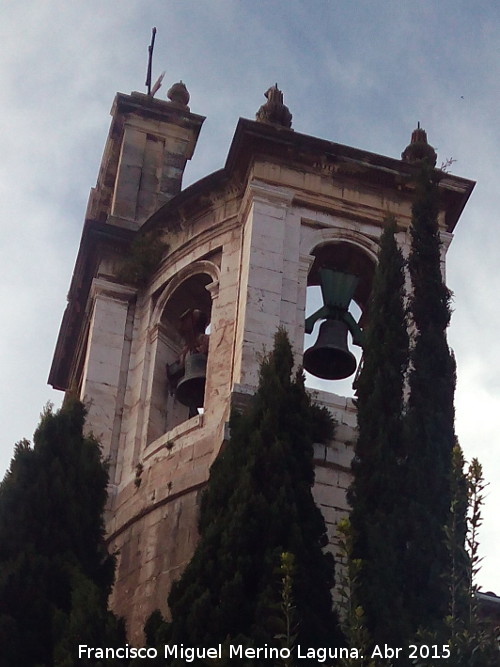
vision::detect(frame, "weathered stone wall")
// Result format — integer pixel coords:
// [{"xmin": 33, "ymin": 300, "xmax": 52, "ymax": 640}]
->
[
  {"xmin": 96, "ymin": 166, "xmax": 411, "ymax": 640},
  {"xmin": 64, "ymin": 115, "xmax": 467, "ymax": 641},
  {"xmin": 86, "ymin": 91, "xmax": 205, "ymax": 227}
]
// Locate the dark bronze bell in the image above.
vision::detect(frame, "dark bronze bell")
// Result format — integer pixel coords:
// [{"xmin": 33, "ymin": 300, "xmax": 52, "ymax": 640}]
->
[
  {"xmin": 303, "ymin": 319, "xmax": 357, "ymax": 380},
  {"xmin": 175, "ymin": 352, "xmax": 207, "ymax": 408}
]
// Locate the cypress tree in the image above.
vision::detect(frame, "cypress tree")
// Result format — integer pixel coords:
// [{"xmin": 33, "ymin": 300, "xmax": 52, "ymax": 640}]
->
[
  {"xmin": 0, "ymin": 399, "xmax": 125, "ymax": 666},
  {"xmin": 160, "ymin": 328, "xmax": 341, "ymax": 666},
  {"xmin": 347, "ymin": 216, "xmax": 410, "ymax": 646},
  {"xmin": 447, "ymin": 443, "xmax": 470, "ymax": 636},
  {"xmin": 453, "ymin": 458, "xmax": 499, "ymax": 663},
  {"xmin": 404, "ymin": 159, "xmax": 457, "ymax": 635},
  {"xmin": 414, "ymin": 452, "xmax": 499, "ymax": 665}
]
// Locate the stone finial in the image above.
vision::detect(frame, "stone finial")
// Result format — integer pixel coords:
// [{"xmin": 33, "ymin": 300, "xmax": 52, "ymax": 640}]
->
[
  {"xmin": 401, "ymin": 122, "xmax": 437, "ymax": 166},
  {"xmin": 167, "ymin": 81, "xmax": 190, "ymax": 108},
  {"xmin": 256, "ymin": 84, "xmax": 293, "ymax": 129}
]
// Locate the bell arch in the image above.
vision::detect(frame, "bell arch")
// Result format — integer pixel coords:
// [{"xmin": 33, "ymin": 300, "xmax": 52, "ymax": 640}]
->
[
  {"xmin": 151, "ymin": 260, "xmax": 220, "ymax": 328},
  {"xmin": 304, "ymin": 228, "xmax": 378, "ymax": 311},
  {"xmin": 302, "ymin": 229, "xmax": 378, "ymax": 393},
  {"xmin": 145, "ymin": 261, "xmax": 220, "ymax": 447}
]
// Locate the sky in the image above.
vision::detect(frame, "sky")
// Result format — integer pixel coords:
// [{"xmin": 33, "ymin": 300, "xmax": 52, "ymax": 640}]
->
[{"xmin": 1, "ymin": 0, "xmax": 499, "ymax": 592}]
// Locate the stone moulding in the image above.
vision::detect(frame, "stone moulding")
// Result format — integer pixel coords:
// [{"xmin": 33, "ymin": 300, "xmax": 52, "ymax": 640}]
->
[{"xmin": 143, "ymin": 413, "xmax": 204, "ymax": 463}]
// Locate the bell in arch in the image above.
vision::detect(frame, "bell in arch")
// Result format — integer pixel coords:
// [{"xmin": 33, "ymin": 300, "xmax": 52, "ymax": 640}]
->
[
  {"xmin": 304, "ymin": 269, "xmax": 364, "ymax": 381},
  {"xmin": 176, "ymin": 351, "xmax": 207, "ymax": 408},
  {"xmin": 303, "ymin": 319, "xmax": 357, "ymax": 380},
  {"xmin": 167, "ymin": 309, "xmax": 209, "ymax": 408}
]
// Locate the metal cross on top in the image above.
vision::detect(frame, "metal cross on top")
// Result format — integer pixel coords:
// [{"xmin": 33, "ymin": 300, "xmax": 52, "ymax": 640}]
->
[
  {"xmin": 145, "ymin": 27, "xmax": 157, "ymax": 95},
  {"xmin": 145, "ymin": 27, "xmax": 164, "ymax": 97}
]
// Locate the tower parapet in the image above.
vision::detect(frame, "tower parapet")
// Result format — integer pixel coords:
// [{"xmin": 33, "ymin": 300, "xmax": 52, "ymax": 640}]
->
[{"xmin": 86, "ymin": 86, "xmax": 204, "ymax": 227}]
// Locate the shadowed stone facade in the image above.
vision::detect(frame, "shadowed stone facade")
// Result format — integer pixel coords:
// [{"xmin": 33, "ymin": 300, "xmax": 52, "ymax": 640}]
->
[{"xmin": 49, "ymin": 84, "xmax": 474, "ymax": 642}]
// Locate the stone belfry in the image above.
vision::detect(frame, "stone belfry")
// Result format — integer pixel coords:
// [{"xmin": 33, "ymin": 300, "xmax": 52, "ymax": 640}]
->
[{"xmin": 49, "ymin": 83, "xmax": 474, "ymax": 640}]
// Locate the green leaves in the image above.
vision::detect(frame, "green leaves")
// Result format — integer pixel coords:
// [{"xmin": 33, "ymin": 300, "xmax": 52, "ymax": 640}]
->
[
  {"xmin": 0, "ymin": 399, "xmax": 124, "ymax": 666},
  {"xmin": 348, "ymin": 216, "xmax": 411, "ymax": 648},
  {"xmin": 404, "ymin": 163, "xmax": 457, "ymax": 635},
  {"xmin": 117, "ymin": 231, "xmax": 168, "ymax": 287},
  {"xmin": 160, "ymin": 329, "xmax": 341, "ymax": 665}
]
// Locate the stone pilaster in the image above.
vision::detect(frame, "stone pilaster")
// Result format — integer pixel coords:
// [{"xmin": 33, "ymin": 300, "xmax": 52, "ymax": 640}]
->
[{"xmin": 80, "ymin": 279, "xmax": 137, "ymax": 484}]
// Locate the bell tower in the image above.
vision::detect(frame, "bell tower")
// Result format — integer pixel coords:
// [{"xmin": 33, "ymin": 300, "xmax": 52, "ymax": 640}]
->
[{"xmin": 49, "ymin": 84, "xmax": 474, "ymax": 640}]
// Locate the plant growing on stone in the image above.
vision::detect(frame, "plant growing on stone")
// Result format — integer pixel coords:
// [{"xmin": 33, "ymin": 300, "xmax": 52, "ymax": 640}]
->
[{"xmin": 117, "ymin": 230, "xmax": 167, "ymax": 287}]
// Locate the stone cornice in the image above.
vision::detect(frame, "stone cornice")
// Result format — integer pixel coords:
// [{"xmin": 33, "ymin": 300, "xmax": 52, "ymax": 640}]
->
[
  {"xmin": 113, "ymin": 91, "xmax": 206, "ymax": 138},
  {"xmin": 143, "ymin": 117, "xmax": 475, "ymax": 236},
  {"xmin": 51, "ymin": 114, "xmax": 475, "ymax": 392},
  {"xmin": 48, "ymin": 220, "xmax": 135, "ymax": 390}
]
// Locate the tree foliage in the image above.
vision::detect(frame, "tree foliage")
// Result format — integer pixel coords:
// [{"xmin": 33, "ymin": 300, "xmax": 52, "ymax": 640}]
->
[
  {"xmin": 0, "ymin": 398, "xmax": 125, "ymax": 666},
  {"xmin": 404, "ymin": 161, "xmax": 457, "ymax": 634},
  {"xmin": 413, "ymin": 452, "xmax": 499, "ymax": 665},
  {"xmin": 335, "ymin": 517, "xmax": 383, "ymax": 667},
  {"xmin": 151, "ymin": 328, "xmax": 341, "ymax": 666},
  {"xmin": 446, "ymin": 444, "xmax": 470, "ymax": 634},
  {"xmin": 448, "ymin": 456, "xmax": 499, "ymax": 664},
  {"xmin": 117, "ymin": 231, "xmax": 168, "ymax": 287},
  {"xmin": 346, "ymin": 157, "xmax": 480, "ymax": 659},
  {"xmin": 347, "ymin": 216, "xmax": 410, "ymax": 646}
]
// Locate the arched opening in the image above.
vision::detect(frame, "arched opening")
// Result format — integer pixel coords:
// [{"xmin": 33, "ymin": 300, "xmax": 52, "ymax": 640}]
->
[
  {"xmin": 304, "ymin": 241, "xmax": 375, "ymax": 397},
  {"xmin": 146, "ymin": 272, "xmax": 213, "ymax": 444}
]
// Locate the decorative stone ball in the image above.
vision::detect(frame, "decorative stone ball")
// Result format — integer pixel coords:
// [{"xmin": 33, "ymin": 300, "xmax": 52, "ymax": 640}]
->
[{"xmin": 167, "ymin": 81, "xmax": 190, "ymax": 106}]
